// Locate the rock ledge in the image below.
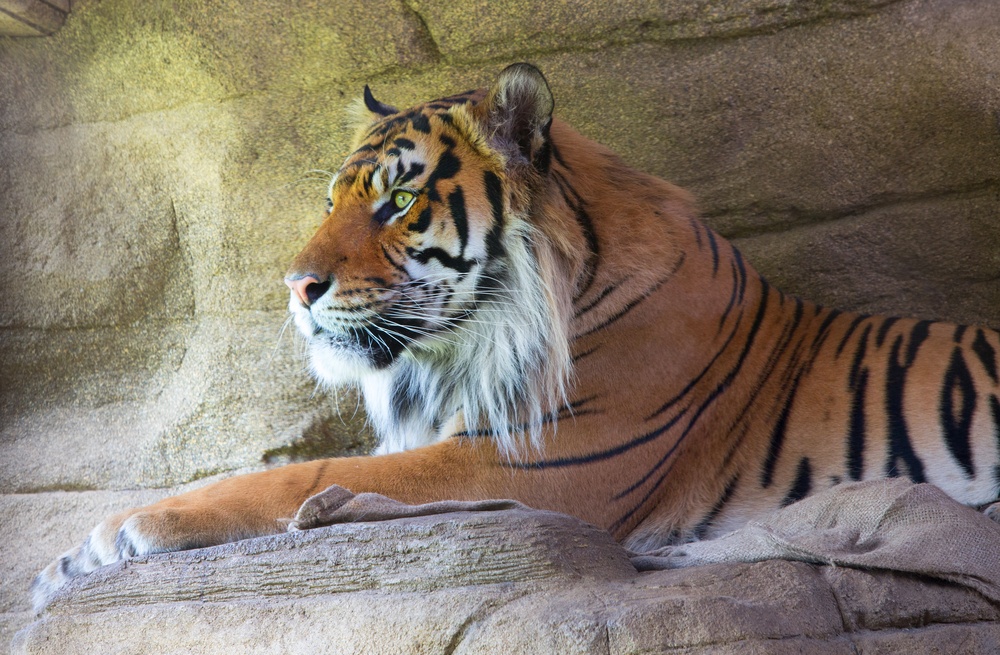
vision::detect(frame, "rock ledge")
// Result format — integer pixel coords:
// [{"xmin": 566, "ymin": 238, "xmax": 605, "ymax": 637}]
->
[{"xmin": 13, "ymin": 509, "xmax": 1000, "ymax": 654}]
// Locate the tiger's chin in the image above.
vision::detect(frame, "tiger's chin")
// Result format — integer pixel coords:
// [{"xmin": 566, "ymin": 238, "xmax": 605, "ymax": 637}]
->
[{"xmin": 307, "ymin": 338, "xmax": 382, "ymax": 388}]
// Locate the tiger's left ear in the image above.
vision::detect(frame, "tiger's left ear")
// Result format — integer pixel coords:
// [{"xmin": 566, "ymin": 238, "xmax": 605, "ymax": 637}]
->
[
  {"xmin": 363, "ymin": 85, "xmax": 398, "ymax": 117},
  {"xmin": 480, "ymin": 63, "xmax": 554, "ymax": 172}
]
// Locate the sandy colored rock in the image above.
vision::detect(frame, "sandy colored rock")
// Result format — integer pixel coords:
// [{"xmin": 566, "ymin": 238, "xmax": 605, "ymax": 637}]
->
[
  {"xmin": 3, "ymin": 0, "xmax": 1000, "ymax": 651},
  {"xmin": 408, "ymin": 0, "xmax": 903, "ymax": 61}
]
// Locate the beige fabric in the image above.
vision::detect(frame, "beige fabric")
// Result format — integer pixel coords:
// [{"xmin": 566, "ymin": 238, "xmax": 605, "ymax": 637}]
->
[
  {"xmin": 288, "ymin": 484, "xmax": 525, "ymax": 531},
  {"xmin": 630, "ymin": 479, "xmax": 1000, "ymax": 603}
]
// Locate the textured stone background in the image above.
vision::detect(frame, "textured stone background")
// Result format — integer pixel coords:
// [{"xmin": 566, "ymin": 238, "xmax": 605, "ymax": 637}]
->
[{"xmin": 1, "ymin": 0, "xmax": 999, "ymax": 649}]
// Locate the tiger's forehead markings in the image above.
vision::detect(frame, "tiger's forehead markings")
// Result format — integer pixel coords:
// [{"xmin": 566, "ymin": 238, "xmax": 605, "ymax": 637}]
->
[
  {"xmin": 332, "ymin": 91, "xmax": 479, "ymax": 202},
  {"xmin": 363, "ymin": 89, "xmax": 478, "ymax": 142}
]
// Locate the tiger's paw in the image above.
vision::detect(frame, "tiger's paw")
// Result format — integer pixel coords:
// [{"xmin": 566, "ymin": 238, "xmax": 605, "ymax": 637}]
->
[{"xmin": 31, "ymin": 507, "xmax": 200, "ymax": 614}]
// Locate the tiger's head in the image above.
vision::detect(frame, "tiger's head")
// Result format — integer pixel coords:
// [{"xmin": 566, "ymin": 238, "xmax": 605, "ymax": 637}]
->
[{"xmin": 285, "ymin": 63, "xmax": 574, "ymax": 454}]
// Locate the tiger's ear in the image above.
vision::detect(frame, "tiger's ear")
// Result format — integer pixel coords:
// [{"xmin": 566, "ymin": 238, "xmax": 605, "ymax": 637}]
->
[
  {"xmin": 480, "ymin": 63, "xmax": 554, "ymax": 172},
  {"xmin": 363, "ymin": 85, "xmax": 398, "ymax": 117}
]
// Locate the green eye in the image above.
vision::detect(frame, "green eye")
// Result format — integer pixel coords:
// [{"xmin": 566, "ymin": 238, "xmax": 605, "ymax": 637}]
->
[{"xmin": 393, "ymin": 190, "xmax": 414, "ymax": 209}]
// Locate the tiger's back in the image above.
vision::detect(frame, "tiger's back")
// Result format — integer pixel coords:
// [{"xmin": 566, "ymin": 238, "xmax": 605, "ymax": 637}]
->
[{"xmin": 454, "ymin": 98, "xmax": 1000, "ymax": 546}]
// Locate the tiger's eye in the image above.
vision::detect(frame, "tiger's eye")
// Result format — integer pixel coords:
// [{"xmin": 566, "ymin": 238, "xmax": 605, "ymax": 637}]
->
[{"xmin": 393, "ymin": 190, "xmax": 414, "ymax": 209}]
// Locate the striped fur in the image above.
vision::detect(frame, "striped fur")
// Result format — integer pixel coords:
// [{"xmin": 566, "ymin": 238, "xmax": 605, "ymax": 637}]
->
[
  {"xmin": 32, "ymin": 63, "xmax": 999, "ymax": 611},
  {"xmin": 291, "ymin": 63, "xmax": 1000, "ymax": 547}
]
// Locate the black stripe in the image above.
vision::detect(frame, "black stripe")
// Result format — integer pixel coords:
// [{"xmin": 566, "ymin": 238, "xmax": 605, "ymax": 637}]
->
[
  {"xmin": 814, "ymin": 308, "xmax": 844, "ymax": 345},
  {"xmin": 463, "ymin": 397, "xmax": 599, "ymax": 439},
  {"xmin": 408, "ymin": 206, "xmax": 432, "ymax": 233},
  {"xmin": 533, "ymin": 120, "xmax": 553, "ymax": 173},
  {"xmin": 885, "ymin": 333, "xmax": 927, "ymax": 481},
  {"xmin": 733, "ymin": 248, "xmax": 748, "ymax": 304},
  {"xmin": 550, "ymin": 139, "xmax": 571, "ymax": 171},
  {"xmin": 954, "ymin": 324, "xmax": 968, "ymax": 344},
  {"xmin": 572, "ymin": 206, "xmax": 600, "ymax": 300},
  {"xmin": 846, "ymin": 324, "xmax": 872, "ymax": 480},
  {"xmin": 390, "ymin": 377, "xmax": 421, "ymax": 421},
  {"xmin": 991, "ymin": 395, "xmax": 1000, "ymax": 488},
  {"xmin": 406, "ymin": 246, "xmax": 473, "ymax": 273},
  {"xmin": 304, "ymin": 461, "xmax": 331, "ymax": 498},
  {"xmin": 941, "ymin": 347, "xmax": 976, "ymax": 478},
  {"xmin": 848, "ymin": 368, "xmax": 869, "ymax": 481},
  {"xmin": 425, "ymin": 150, "xmax": 461, "ymax": 202},
  {"xmin": 373, "ymin": 201, "xmax": 399, "ymax": 225},
  {"xmin": 875, "ymin": 316, "xmax": 900, "ymax": 348},
  {"xmin": 398, "ymin": 162, "xmax": 425, "ymax": 186},
  {"xmin": 572, "ymin": 346, "xmax": 600, "ymax": 363},
  {"xmin": 361, "ymin": 168, "xmax": 375, "ymax": 195},
  {"xmin": 718, "ymin": 259, "xmax": 740, "ymax": 334},
  {"xmin": 552, "ymin": 169, "xmax": 599, "ymax": 301},
  {"xmin": 705, "ymin": 228, "xmax": 720, "ymax": 276},
  {"xmin": 447, "ymin": 187, "xmax": 469, "ymax": 254},
  {"xmin": 380, "ymin": 244, "xmax": 410, "ymax": 277},
  {"xmin": 906, "ymin": 321, "xmax": 932, "ymax": 364},
  {"xmin": 575, "ymin": 273, "xmax": 672, "ymax": 340},
  {"xmin": 761, "ymin": 386, "xmax": 795, "ymax": 488},
  {"xmin": 610, "ymin": 281, "xmax": 773, "ymax": 531},
  {"xmin": 647, "ymin": 307, "xmax": 746, "ymax": 420},
  {"xmin": 693, "ymin": 475, "xmax": 740, "ymax": 539},
  {"xmin": 393, "ymin": 137, "xmax": 416, "ymax": 150},
  {"xmin": 691, "ymin": 218, "xmax": 704, "ymax": 250},
  {"xmin": 410, "ymin": 113, "xmax": 431, "ymax": 133},
  {"xmin": 759, "ymin": 300, "xmax": 809, "ymax": 489},
  {"xmin": 836, "ymin": 314, "xmax": 869, "ymax": 358},
  {"xmin": 972, "ymin": 329, "xmax": 998, "ymax": 383},
  {"xmin": 350, "ymin": 142, "xmax": 382, "ymax": 157},
  {"xmin": 781, "ymin": 458, "xmax": 813, "ymax": 507},
  {"xmin": 512, "ymin": 408, "xmax": 688, "ymax": 470},
  {"xmin": 483, "ymin": 171, "xmax": 505, "ymax": 258},
  {"xmin": 366, "ymin": 115, "xmax": 406, "ymax": 138},
  {"xmin": 848, "ymin": 324, "xmax": 872, "ymax": 390},
  {"xmin": 574, "ymin": 280, "xmax": 623, "ymax": 319},
  {"xmin": 551, "ymin": 168, "xmax": 583, "ymax": 208}
]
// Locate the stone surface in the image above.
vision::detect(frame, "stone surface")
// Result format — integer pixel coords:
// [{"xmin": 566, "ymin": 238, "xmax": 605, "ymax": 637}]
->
[
  {"xmin": 408, "ymin": 0, "xmax": 904, "ymax": 61},
  {"xmin": 3, "ymin": 0, "xmax": 1000, "ymax": 651},
  {"xmin": 12, "ymin": 510, "xmax": 1000, "ymax": 654},
  {"xmin": 0, "ymin": 0, "xmax": 67, "ymax": 37}
]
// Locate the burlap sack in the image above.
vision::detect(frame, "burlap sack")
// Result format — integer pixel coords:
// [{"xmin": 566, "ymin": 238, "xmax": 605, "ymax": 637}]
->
[{"xmin": 631, "ymin": 479, "xmax": 1000, "ymax": 603}]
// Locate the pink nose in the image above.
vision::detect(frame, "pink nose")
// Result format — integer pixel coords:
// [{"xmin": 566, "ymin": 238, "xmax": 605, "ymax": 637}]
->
[{"xmin": 285, "ymin": 274, "xmax": 323, "ymax": 306}]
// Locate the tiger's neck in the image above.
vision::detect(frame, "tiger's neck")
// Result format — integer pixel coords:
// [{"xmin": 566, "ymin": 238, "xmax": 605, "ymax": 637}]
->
[
  {"xmin": 532, "ymin": 121, "xmax": 809, "ymax": 529},
  {"xmin": 541, "ymin": 119, "xmax": 789, "ymax": 382}
]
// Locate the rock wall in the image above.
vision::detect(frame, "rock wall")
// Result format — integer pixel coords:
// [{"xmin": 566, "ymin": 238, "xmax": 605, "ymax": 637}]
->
[{"xmin": 2, "ymin": 0, "xmax": 999, "ymax": 650}]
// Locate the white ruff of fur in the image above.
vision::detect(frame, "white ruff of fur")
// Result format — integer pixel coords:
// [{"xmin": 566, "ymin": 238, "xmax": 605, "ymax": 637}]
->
[{"xmin": 304, "ymin": 213, "xmax": 572, "ymax": 458}]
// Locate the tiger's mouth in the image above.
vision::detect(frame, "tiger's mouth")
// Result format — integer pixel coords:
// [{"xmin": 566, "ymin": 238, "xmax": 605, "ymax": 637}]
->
[{"xmin": 289, "ymin": 281, "xmax": 459, "ymax": 371}]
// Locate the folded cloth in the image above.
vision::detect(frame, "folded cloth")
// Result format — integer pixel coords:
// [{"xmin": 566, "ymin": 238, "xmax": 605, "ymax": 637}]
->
[
  {"xmin": 287, "ymin": 484, "xmax": 525, "ymax": 531},
  {"xmin": 629, "ymin": 479, "xmax": 1000, "ymax": 603}
]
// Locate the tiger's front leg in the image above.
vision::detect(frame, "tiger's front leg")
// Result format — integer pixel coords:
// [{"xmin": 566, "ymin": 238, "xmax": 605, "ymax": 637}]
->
[
  {"xmin": 31, "ymin": 438, "xmax": 519, "ymax": 612},
  {"xmin": 31, "ymin": 463, "xmax": 319, "ymax": 612}
]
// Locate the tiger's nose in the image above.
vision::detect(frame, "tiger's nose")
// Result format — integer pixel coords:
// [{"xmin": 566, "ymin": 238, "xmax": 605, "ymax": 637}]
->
[{"xmin": 285, "ymin": 274, "xmax": 332, "ymax": 306}]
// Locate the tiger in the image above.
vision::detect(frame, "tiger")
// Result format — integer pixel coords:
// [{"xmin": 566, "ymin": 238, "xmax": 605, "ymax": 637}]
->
[{"xmin": 33, "ymin": 62, "xmax": 1000, "ymax": 610}]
